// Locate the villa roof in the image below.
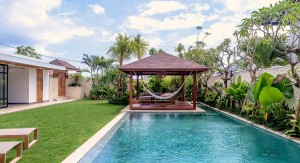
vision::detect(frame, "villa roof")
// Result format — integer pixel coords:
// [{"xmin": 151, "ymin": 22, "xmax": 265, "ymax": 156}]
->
[
  {"xmin": 49, "ymin": 59, "xmax": 79, "ymax": 71},
  {"xmin": 119, "ymin": 52, "xmax": 209, "ymax": 75},
  {"xmin": 0, "ymin": 53, "xmax": 65, "ymax": 70}
]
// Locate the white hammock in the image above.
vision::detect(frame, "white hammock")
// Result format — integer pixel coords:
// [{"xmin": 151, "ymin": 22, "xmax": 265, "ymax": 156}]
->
[{"xmin": 134, "ymin": 72, "xmax": 192, "ymax": 100}]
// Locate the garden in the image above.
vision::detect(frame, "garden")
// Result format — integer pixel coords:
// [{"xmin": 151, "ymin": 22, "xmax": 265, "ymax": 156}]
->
[
  {"xmin": 0, "ymin": 100, "xmax": 124, "ymax": 163},
  {"xmin": 79, "ymin": 1, "xmax": 300, "ymax": 137}
]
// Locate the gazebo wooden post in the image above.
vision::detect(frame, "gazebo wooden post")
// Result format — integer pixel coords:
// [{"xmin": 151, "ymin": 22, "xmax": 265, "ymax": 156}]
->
[
  {"xmin": 181, "ymin": 75, "xmax": 185, "ymax": 101},
  {"xmin": 193, "ymin": 72, "xmax": 197, "ymax": 109},
  {"xmin": 129, "ymin": 71, "xmax": 133, "ymax": 110},
  {"xmin": 136, "ymin": 74, "xmax": 139, "ymax": 99}
]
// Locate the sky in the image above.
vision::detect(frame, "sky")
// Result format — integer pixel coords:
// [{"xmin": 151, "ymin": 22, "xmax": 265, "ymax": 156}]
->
[{"xmin": 0, "ymin": 0, "xmax": 280, "ymax": 70}]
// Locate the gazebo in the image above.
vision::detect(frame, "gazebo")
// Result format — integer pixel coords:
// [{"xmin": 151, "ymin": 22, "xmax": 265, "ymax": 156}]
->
[{"xmin": 119, "ymin": 52, "xmax": 209, "ymax": 110}]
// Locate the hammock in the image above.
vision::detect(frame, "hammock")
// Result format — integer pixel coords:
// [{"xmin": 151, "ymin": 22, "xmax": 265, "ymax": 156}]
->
[{"xmin": 134, "ymin": 72, "xmax": 192, "ymax": 100}]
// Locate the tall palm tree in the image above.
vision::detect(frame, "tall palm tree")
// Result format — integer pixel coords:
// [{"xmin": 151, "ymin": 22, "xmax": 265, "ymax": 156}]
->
[
  {"xmin": 107, "ymin": 33, "xmax": 133, "ymax": 67},
  {"xmin": 132, "ymin": 33, "xmax": 149, "ymax": 60},
  {"xmin": 107, "ymin": 33, "xmax": 134, "ymax": 95},
  {"xmin": 132, "ymin": 33, "xmax": 149, "ymax": 80}
]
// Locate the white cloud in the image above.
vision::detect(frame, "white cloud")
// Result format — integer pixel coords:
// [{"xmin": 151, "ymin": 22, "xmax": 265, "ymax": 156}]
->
[
  {"xmin": 144, "ymin": 35, "xmax": 165, "ymax": 48},
  {"xmin": 207, "ymin": 14, "xmax": 219, "ymax": 21},
  {"xmin": 34, "ymin": 44, "xmax": 64, "ymax": 56},
  {"xmin": 0, "ymin": 0, "xmax": 94, "ymax": 45},
  {"xmin": 223, "ymin": 0, "xmax": 279, "ymax": 13},
  {"xmin": 140, "ymin": 1, "xmax": 187, "ymax": 16},
  {"xmin": 125, "ymin": 13, "xmax": 205, "ymax": 33},
  {"xmin": 194, "ymin": 4, "xmax": 210, "ymax": 12},
  {"xmin": 89, "ymin": 4, "xmax": 105, "ymax": 14},
  {"xmin": 57, "ymin": 10, "xmax": 76, "ymax": 16},
  {"xmin": 179, "ymin": 21, "xmax": 237, "ymax": 48}
]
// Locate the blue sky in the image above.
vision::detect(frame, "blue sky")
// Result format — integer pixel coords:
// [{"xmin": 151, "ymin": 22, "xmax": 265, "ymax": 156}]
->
[{"xmin": 0, "ymin": 0, "xmax": 279, "ymax": 69}]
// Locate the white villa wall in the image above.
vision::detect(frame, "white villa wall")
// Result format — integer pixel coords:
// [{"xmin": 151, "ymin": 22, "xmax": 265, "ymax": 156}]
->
[
  {"xmin": 8, "ymin": 67, "xmax": 29, "ymax": 103},
  {"xmin": 208, "ymin": 66, "xmax": 294, "ymax": 86},
  {"xmin": 28, "ymin": 68, "xmax": 37, "ymax": 103},
  {"xmin": 43, "ymin": 70, "xmax": 50, "ymax": 101}
]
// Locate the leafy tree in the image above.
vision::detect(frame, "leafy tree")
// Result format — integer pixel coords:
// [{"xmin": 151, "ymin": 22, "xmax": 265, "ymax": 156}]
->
[
  {"xmin": 240, "ymin": 0, "xmax": 300, "ymax": 121},
  {"xmin": 15, "ymin": 46, "xmax": 41, "ymax": 59},
  {"xmin": 184, "ymin": 48, "xmax": 215, "ymax": 88},
  {"xmin": 175, "ymin": 43, "xmax": 185, "ymax": 58},
  {"xmin": 213, "ymin": 38, "xmax": 237, "ymax": 88},
  {"xmin": 148, "ymin": 47, "xmax": 158, "ymax": 56}
]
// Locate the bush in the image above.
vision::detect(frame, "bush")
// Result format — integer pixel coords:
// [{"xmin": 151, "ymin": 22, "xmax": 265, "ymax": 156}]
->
[
  {"xmin": 108, "ymin": 92, "xmax": 129, "ymax": 105},
  {"xmin": 265, "ymin": 102, "xmax": 294, "ymax": 131},
  {"xmin": 286, "ymin": 115, "xmax": 300, "ymax": 137},
  {"xmin": 216, "ymin": 95, "xmax": 229, "ymax": 110},
  {"xmin": 68, "ymin": 73, "xmax": 83, "ymax": 87},
  {"xmin": 89, "ymin": 86, "xmax": 112, "ymax": 100}
]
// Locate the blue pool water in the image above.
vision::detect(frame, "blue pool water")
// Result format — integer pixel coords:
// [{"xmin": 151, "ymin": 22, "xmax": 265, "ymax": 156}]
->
[{"xmin": 80, "ymin": 106, "xmax": 300, "ymax": 163}]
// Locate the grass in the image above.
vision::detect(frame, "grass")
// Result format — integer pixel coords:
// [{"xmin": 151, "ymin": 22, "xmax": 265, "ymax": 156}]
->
[{"xmin": 0, "ymin": 100, "xmax": 124, "ymax": 163}]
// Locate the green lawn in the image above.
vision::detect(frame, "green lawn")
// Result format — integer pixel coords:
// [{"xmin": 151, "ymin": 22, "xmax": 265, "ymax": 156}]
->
[{"xmin": 0, "ymin": 100, "xmax": 124, "ymax": 163}]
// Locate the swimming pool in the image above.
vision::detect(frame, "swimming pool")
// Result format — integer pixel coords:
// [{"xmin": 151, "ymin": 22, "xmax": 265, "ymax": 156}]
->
[{"xmin": 80, "ymin": 106, "xmax": 300, "ymax": 162}]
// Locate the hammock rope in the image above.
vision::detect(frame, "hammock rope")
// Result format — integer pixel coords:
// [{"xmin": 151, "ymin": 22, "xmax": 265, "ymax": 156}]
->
[{"xmin": 134, "ymin": 71, "xmax": 193, "ymax": 100}]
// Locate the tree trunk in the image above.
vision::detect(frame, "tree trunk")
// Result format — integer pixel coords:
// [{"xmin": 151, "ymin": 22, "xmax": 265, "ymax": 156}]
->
[{"xmin": 291, "ymin": 64, "xmax": 300, "ymax": 124}]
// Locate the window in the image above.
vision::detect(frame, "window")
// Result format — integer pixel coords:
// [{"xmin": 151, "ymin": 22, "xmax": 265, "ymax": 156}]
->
[{"xmin": 0, "ymin": 64, "xmax": 8, "ymax": 108}]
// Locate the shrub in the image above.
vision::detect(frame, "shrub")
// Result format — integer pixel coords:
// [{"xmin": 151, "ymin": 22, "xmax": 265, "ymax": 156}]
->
[
  {"xmin": 286, "ymin": 114, "xmax": 300, "ymax": 137},
  {"xmin": 89, "ymin": 86, "xmax": 112, "ymax": 100},
  {"xmin": 108, "ymin": 92, "xmax": 129, "ymax": 105},
  {"xmin": 68, "ymin": 73, "xmax": 83, "ymax": 87}
]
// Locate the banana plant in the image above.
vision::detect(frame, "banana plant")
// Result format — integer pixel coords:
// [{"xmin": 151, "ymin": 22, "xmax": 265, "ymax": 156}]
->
[
  {"xmin": 225, "ymin": 76, "xmax": 250, "ymax": 109},
  {"xmin": 248, "ymin": 72, "xmax": 294, "ymax": 121}
]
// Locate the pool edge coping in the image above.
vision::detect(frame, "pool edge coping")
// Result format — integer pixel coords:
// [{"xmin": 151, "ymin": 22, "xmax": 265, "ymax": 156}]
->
[
  {"xmin": 199, "ymin": 102, "xmax": 300, "ymax": 145},
  {"xmin": 62, "ymin": 112, "xmax": 127, "ymax": 163}
]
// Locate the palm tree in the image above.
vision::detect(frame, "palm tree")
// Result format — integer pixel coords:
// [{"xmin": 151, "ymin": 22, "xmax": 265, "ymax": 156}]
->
[
  {"xmin": 132, "ymin": 33, "xmax": 149, "ymax": 80},
  {"xmin": 107, "ymin": 33, "xmax": 133, "ymax": 67},
  {"xmin": 107, "ymin": 33, "xmax": 134, "ymax": 95},
  {"xmin": 196, "ymin": 26, "xmax": 202, "ymax": 44},
  {"xmin": 132, "ymin": 33, "xmax": 149, "ymax": 60},
  {"xmin": 82, "ymin": 53, "xmax": 97, "ymax": 85}
]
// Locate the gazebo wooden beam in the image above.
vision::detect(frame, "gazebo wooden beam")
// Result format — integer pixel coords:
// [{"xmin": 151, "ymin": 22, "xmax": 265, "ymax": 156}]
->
[
  {"xmin": 193, "ymin": 72, "xmax": 197, "ymax": 109},
  {"xmin": 129, "ymin": 72, "xmax": 133, "ymax": 110},
  {"xmin": 181, "ymin": 75, "xmax": 185, "ymax": 101}
]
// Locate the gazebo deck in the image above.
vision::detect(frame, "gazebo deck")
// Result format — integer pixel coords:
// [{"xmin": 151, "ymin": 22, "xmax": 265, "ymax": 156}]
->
[
  {"xmin": 133, "ymin": 101, "xmax": 194, "ymax": 110},
  {"xmin": 122, "ymin": 101, "xmax": 206, "ymax": 113}
]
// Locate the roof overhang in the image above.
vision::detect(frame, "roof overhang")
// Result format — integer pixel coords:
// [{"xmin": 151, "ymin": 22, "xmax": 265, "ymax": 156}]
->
[
  {"xmin": 0, "ymin": 53, "xmax": 66, "ymax": 71},
  {"xmin": 119, "ymin": 52, "xmax": 209, "ymax": 75},
  {"xmin": 120, "ymin": 69, "xmax": 209, "ymax": 75}
]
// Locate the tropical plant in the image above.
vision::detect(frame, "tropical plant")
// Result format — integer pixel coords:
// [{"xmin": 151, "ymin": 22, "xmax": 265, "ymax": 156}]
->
[
  {"xmin": 132, "ymin": 33, "xmax": 149, "ymax": 60},
  {"xmin": 107, "ymin": 33, "xmax": 133, "ymax": 96},
  {"xmin": 216, "ymin": 96, "xmax": 229, "ymax": 109},
  {"xmin": 225, "ymin": 76, "xmax": 250, "ymax": 109},
  {"xmin": 148, "ymin": 76, "xmax": 163, "ymax": 93},
  {"xmin": 175, "ymin": 43, "xmax": 185, "ymax": 58},
  {"xmin": 286, "ymin": 114, "xmax": 300, "ymax": 137},
  {"xmin": 240, "ymin": 0, "xmax": 300, "ymax": 122},
  {"xmin": 248, "ymin": 73, "xmax": 294, "ymax": 121},
  {"xmin": 68, "ymin": 73, "xmax": 83, "ymax": 87},
  {"xmin": 107, "ymin": 34, "xmax": 133, "ymax": 67},
  {"xmin": 148, "ymin": 47, "xmax": 158, "ymax": 56}
]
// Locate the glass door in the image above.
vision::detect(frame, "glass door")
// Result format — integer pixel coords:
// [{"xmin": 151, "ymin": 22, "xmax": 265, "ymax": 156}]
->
[{"xmin": 0, "ymin": 64, "xmax": 8, "ymax": 108}]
